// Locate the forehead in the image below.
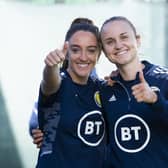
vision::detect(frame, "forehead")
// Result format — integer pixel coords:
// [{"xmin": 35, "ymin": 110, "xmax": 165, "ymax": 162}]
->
[
  {"xmin": 101, "ymin": 20, "xmax": 134, "ymax": 37},
  {"xmin": 69, "ymin": 30, "xmax": 98, "ymax": 45}
]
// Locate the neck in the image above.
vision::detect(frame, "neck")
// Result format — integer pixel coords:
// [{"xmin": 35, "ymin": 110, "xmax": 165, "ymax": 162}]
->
[
  {"xmin": 67, "ymin": 69, "xmax": 88, "ymax": 85},
  {"xmin": 118, "ymin": 60, "xmax": 144, "ymax": 81}
]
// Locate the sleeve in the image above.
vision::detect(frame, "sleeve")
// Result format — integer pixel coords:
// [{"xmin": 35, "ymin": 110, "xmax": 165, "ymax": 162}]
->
[
  {"xmin": 38, "ymin": 87, "xmax": 57, "ymax": 108},
  {"xmin": 37, "ymin": 86, "xmax": 58, "ymax": 130},
  {"xmin": 150, "ymin": 80, "xmax": 168, "ymax": 113},
  {"xmin": 28, "ymin": 102, "xmax": 38, "ymax": 136},
  {"xmin": 37, "ymin": 73, "xmax": 65, "ymax": 130}
]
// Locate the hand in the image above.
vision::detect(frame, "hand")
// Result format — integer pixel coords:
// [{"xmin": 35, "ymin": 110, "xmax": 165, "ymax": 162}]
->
[
  {"xmin": 131, "ymin": 71, "xmax": 157, "ymax": 103},
  {"xmin": 104, "ymin": 69, "xmax": 118, "ymax": 86},
  {"xmin": 32, "ymin": 129, "xmax": 44, "ymax": 148},
  {"xmin": 44, "ymin": 42, "xmax": 68, "ymax": 67},
  {"xmin": 110, "ymin": 69, "xmax": 119, "ymax": 78}
]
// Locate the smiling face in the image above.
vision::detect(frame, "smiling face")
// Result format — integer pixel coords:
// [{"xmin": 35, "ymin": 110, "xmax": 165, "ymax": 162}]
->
[
  {"xmin": 67, "ymin": 30, "xmax": 99, "ymax": 84},
  {"xmin": 101, "ymin": 20, "xmax": 140, "ymax": 68}
]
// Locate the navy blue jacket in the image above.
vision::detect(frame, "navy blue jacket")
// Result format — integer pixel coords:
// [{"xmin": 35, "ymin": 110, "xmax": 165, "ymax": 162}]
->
[
  {"xmin": 37, "ymin": 71, "xmax": 106, "ymax": 168},
  {"xmin": 101, "ymin": 61, "xmax": 168, "ymax": 168}
]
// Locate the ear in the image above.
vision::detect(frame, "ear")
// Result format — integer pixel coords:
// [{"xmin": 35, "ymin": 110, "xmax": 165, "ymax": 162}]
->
[
  {"xmin": 136, "ymin": 34, "xmax": 141, "ymax": 48},
  {"xmin": 63, "ymin": 41, "xmax": 69, "ymax": 56},
  {"xmin": 63, "ymin": 41, "xmax": 70, "ymax": 60}
]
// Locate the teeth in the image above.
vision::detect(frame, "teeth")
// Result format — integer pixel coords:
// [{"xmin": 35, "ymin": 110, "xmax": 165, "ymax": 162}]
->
[
  {"xmin": 78, "ymin": 64, "xmax": 89, "ymax": 68},
  {"xmin": 116, "ymin": 50, "xmax": 127, "ymax": 56}
]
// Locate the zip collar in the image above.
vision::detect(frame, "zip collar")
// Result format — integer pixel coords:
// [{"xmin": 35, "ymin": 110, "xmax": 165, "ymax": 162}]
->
[{"xmin": 111, "ymin": 60, "xmax": 154, "ymax": 82}]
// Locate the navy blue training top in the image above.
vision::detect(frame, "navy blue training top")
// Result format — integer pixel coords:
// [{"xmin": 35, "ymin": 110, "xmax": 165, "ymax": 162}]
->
[
  {"xmin": 36, "ymin": 71, "xmax": 106, "ymax": 168},
  {"xmin": 101, "ymin": 61, "xmax": 168, "ymax": 168}
]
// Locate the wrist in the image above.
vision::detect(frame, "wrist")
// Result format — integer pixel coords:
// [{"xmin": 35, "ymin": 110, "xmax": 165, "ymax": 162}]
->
[{"xmin": 151, "ymin": 92, "xmax": 158, "ymax": 103}]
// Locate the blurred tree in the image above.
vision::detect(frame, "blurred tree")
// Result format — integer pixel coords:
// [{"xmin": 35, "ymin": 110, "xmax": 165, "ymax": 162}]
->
[{"xmin": 0, "ymin": 85, "xmax": 23, "ymax": 168}]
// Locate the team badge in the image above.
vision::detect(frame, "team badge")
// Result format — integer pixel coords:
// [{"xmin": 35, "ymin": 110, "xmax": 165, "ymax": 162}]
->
[{"xmin": 94, "ymin": 91, "xmax": 102, "ymax": 108}]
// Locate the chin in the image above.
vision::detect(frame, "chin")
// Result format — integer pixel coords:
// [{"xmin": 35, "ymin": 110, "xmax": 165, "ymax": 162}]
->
[{"xmin": 78, "ymin": 72, "xmax": 90, "ymax": 78}]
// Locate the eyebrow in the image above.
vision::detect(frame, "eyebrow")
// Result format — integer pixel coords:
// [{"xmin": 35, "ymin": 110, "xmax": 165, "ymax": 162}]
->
[
  {"xmin": 120, "ymin": 32, "xmax": 128, "ymax": 36},
  {"xmin": 104, "ymin": 32, "xmax": 128, "ymax": 41},
  {"xmin": 70, "ymin": 44, "xmax": 98, "ymax": 48},
  {"xmin": 69, "ymin": 44, "xmax": 80, "ymax": 48}
]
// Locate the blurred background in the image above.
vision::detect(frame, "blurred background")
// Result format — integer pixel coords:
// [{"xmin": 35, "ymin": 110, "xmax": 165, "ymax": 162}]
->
[{"xmin": 0, "ymin": 0, "xmax": 168, "ymax": 167}]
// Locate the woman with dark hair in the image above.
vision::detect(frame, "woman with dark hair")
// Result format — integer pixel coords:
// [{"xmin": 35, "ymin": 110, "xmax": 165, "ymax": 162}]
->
[
  {"xmin": 36, "ymin": 20, "xmax": 106, "ymax": 168},
  {"xmin": 29, "ymin": 17, "xmax": 99, "ymax": 148}
]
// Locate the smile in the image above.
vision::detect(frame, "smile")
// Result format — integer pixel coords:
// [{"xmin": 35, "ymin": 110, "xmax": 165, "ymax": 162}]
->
[
  {"xmin": 77, "ymin": 63, "xmax": 89, "ymax": 68},
  {"xmin": 115, "ymin": 50, "xmax": 127, "ymax": 56}
]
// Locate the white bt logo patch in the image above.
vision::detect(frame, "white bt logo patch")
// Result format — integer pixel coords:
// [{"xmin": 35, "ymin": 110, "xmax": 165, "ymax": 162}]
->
[
  {"xmin": 114, "ymin": 114, "xmax": 150, "ymax": 153},
  {"xmin": 77, "ymin": 111, "xmax": 105, "ymax": 147}
]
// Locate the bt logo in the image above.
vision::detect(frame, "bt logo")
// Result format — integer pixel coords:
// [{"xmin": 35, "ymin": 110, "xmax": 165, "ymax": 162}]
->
[
  {"xmin": 77, "ymin": 111, "xmax": 105, "ymax": 146},
  {"xmin": 114, "ymin": 114, "xmax": 150, "ymax": 153},
  {"xmin": 85, "ymin": 121, "xmax": 103, "ymax": 135},
  {"xmin": 121, "ymin": 126, "xmax": 141, "ymax": 141}
]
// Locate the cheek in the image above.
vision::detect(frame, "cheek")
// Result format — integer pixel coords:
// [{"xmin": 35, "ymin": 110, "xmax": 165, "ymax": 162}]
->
[
  {"xmin": 67, "ymin": 56, "xmax": 76, "ymax": 68},
  {"xmin": 69, "ymin": 54, "xmax": 78, "ymax": 62},
  {"xmin": 89, "ymin": 53, "xmax": 99, "ymax": 62},
  {"xmin": 104, "ymin": 49, "xmax": 112, "ymax": 58},
  {"xmin": 104, "ymin": 45, "xmax": 112, "ymax": 54},
  {"xmin": 130, "ymin": 44, "xmax": 139, "ymax": 53},
  {"xmin": 90, "ymin": 57, "xmax": 98, "ymax": 66}
]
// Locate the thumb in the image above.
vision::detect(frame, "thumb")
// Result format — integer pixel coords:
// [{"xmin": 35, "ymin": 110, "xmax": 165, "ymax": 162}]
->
[
  {"xmin": 62, "ymin": 41, "xmax": 69, "ymax": 56},
  {"xmin": 139, "ymin": 71, "xmax": 146, "ymax": 83}
]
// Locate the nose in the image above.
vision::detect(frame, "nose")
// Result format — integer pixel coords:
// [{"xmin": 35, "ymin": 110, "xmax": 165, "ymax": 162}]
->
[
  {"xmin": 115, "ymin": 40, "xmax": 122, "ymax": 49},
  {"xmin": 80, "ymin": 50, "xmax": 88, "ymax": 61}
]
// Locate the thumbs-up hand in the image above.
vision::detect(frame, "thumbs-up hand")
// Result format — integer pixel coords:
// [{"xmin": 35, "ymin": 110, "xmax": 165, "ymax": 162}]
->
[
  {"xmin": 131, "ymin": 71, "xmax": 157, "ymax": 103},
  {"xmin": 44, "ymin": 41, "xmax": 68, "ymax": 67}
]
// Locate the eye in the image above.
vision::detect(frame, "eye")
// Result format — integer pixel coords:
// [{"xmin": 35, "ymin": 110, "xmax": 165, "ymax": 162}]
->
[
  {"xmin": 71, "ymin": 47, "xmax": 81, "ymax": 54},
  {"xmin": 105, "ymin": 39, "xmax": 114, "ymax": 45},
  {"xmin": 121, "ymin": 35, "xmax": 128, "ymax": 40},
  {"xmin": 87, "ymin": 47, "xmax": 98, "ymax": 55},
  {"xmin": 88, "ymin": 48, "xmax": 97, "ymax": 53}
]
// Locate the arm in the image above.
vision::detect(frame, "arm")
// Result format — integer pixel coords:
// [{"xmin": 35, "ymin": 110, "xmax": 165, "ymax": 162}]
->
[
  {"xmin": 132, "ymin": 71, "xmax": 168, "ymax": 113},
  {"xmin": 150, "ymin": 92, "xmax": 166, "ymax": 110},
  {"xmin": 41, "ymin": 43, "xmax": 68, "ymax": 96},
  {"xmin": 41, "ymin": 49, "xmax": 65, "ymax": 96}
]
